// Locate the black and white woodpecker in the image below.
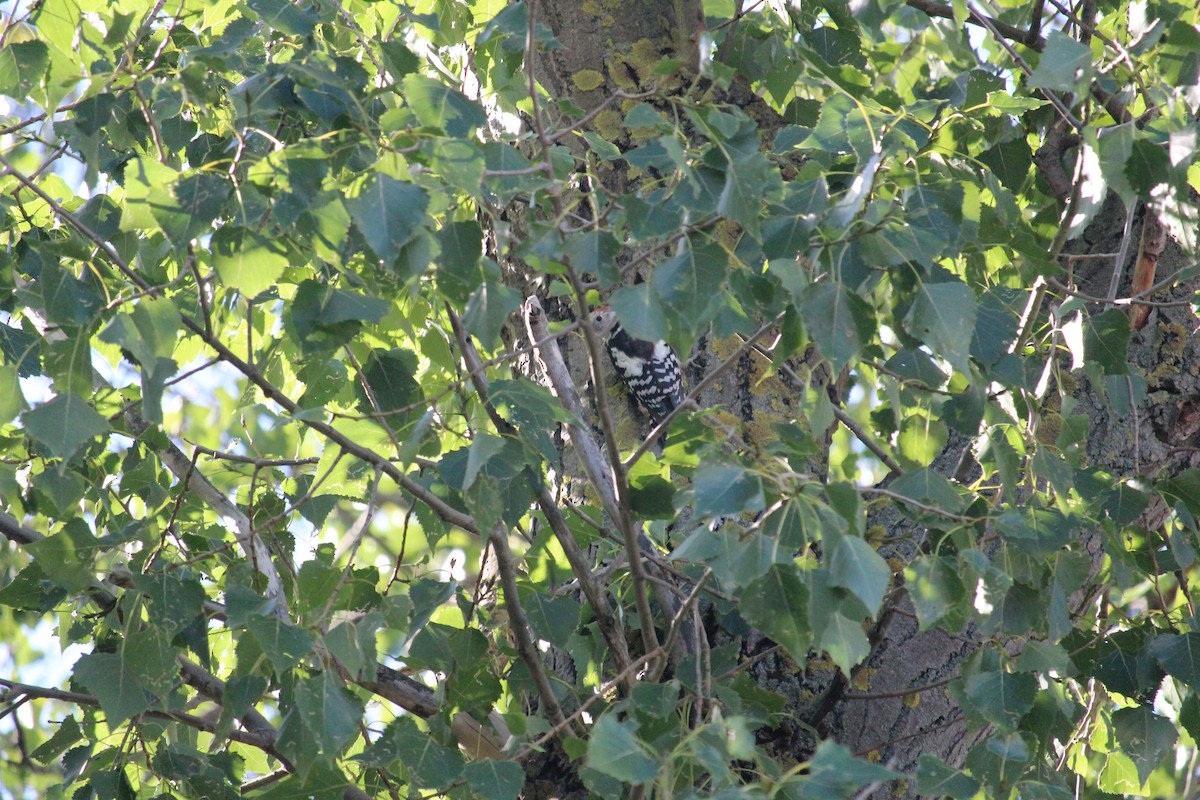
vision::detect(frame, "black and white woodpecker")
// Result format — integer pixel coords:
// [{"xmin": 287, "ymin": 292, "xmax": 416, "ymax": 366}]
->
[{"xmin": 589, "ymin": 307, "xmax": 685, "ymax": 446}]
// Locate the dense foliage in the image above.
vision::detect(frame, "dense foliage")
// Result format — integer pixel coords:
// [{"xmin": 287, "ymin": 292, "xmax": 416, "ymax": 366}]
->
[{"xmin": 2, "ymin": 0, "xmax": 1200, "ymax": 796}]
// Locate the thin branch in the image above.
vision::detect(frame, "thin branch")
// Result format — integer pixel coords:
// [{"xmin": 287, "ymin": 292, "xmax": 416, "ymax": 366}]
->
[
  {"xmin": 1106, "ymin": 200, "xmax": 1140, "ymax": 303},
  {"xmin": 125, "ymin": 406, "xmax": 290, "ymax": 617},
  {"xmin": 651, "ymin": 569, "xmax": 712, "ymax": 682},
  {"xmin": 188, "ymin": 445, "xmax": 320, "ymax": 469},
  {"xmin": 0, "ymin": 153, "xmax": 480, "ymax": 539},
  {"xmin": 176, "ymin": 657, "xmax": 277, "ymax": 741},
  {"xmin": 0, "ymin": 510, "xmax": 41, "ymax": 546},
  {"xmin": 446, "ymin": 305, "xmax": 634, "ymax": 680},
  {"xmin": 741, "ymin": 334, "xmax": 904, "ymax": 477},
  {"xmin": 963, "ymin": 2, "xmax": 1083, "ymax": 132},
  {"xmin": 841, "ymin": 673, "xmax": 958, "ymax": 701},
  {"xmin": 859, "ymin": 486, "xmax": 981, "ymax": 522},
  {"xmin": 516, "ymin": 646, "xmax": 667, "ymax": 761},
  {"xmin": 523, "ymin": 296, "xmax": 662, "ymax": 660},
  {"xmin": 904, "ymin": 0, "xmax": 1027, "ymax": 41},
  {"xmin": 1024, "ymin": 0, "xmax": 1045, "ymax": 45},
  {"xmin": 487, "ymin": 523, "xmax": 575, "ymax": 733},
  {"xmin": 0, "ymin": 678, "xmax": 290, "ymax": 764}
]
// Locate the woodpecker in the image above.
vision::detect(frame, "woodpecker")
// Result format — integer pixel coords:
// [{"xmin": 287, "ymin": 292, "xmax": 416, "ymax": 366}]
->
[{"xmin": 589, "ymin": 307, "xmax": 684, "ymax": 446}]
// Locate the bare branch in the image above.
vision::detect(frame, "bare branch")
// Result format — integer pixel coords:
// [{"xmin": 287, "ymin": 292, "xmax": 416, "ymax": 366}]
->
[
  {"xmin": 487, "ymin": 523, "xmax": 575, "ymax": 733},
  {"xmin": 446, "ymin": 305, "xmax": 634, "ymax": 679},
  {"xmin": 523, "ymin": 296, "xmax": 662, "ymax": 659}
]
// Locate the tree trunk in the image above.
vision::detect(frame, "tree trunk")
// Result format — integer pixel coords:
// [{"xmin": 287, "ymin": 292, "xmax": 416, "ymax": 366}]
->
[{"xmin": 525, "ymin": 2, "xmax": 1200, "ymax": 795}]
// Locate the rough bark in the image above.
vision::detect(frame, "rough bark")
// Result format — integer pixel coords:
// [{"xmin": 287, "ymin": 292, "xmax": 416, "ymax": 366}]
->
[{"xmin": 524, "ymin": 1, "xmax": 1200, "ymax": 796}]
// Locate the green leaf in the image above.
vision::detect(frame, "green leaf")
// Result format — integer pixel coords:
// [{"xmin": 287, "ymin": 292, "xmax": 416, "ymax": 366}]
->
[
  {"xmin": 1162, "ymin": 470, "xmax": 1200, "ymax": 520},
  {"xmin": 319, "ymin": 289, "xmax": 390, "ymax": 325},
  {"xmin": 798, "ymin": 282, "xmax": 871, "ymax": 370},
  {"xmin": 586, "ymin": 714, "xmax": 657, "ymax": 785},
  {"xmin": 963, "ymin": 671, "xmax": 1037, "ymax": 729},
  {"xmin": 1029, "ymin": 31, "xmax": 1094, "ymax": 93},
  {"xmin": 357, "ymin": 348, "xmax": 422, "ymax": 429},
  {"xmin": 346, "ymin": 174, "xmax": 429, "ymax": 265},
  {"xmin": 903, "ymin": 556, "xmax": 964, "ymax": 630},
  {"xmin": 73, "ymin": 629, "xmax": 176, "ymax": 727},
  {"xmin": 30, "ymin": 715, "xmax": 83, "ymax": 765},
  {"xmin": 0, "ymin": 562, "xmax": 65, "ymax": 612},
  {"xmin": 489, "ymin": 378, "xmax": 573, "ymax": 427},
  {"xmin": 1084, "ymin": 307, "xmax": 1131, "ymax": 375},
  {"xmin": 693, "ymin": 462, "xmax": 764, "ymax": 518},
  {"xmin": 564, "ymin": 230, "xmax": 621, "ymax": 285},
  {"xmin": 464, "ymin": 433, "xmax": 507, "ymax": 490},
  {"xmin": 245, "ymin": 615, "xmax": 315, "ymax": 675},
  {"xmin": 98, "ymin": 297, "xmax": 181, "ymax": 422},
  {"xmin": 1097, "ymin": 751, "xmax": 1141, "ymax": 794},
  {"xmin": 22, "ymin": 393, "xmax": 110, "ymax": 461},
  {"xmin": 887, "ymin": 467, "xmax": 968, "ymax": 515},
  {"xmin": 255, "ymin": 763, "xmax": 353, "ymax": 799},
  {"xmin": 1150, "ymin": 632, "xmax": 1200, "ymax": 686},
  {"xmin": 827, "ymin": 536, "xmax": 890, "ymax": 615},
  {"xmin": 25, "ymin": 523, "xmax": 97, "ymax": 591},
  {"xmin": 1095, "ymin": 124, "xmax": 1136, "ymax": 204},
  {"xmin": 796, "ymin": 741, "xmax": 899, "ymax": 799},
  {"xmin": 1127, "ymin": 137, "xmax": 1172, "ymax": 198},
  {"xmin": 1111, "ymin": 705, "xmax": 1176, "ymax": 786},
  {"xmin": 712, "ymin": 123, "xmax": 775, "ymax": 233},
  {"xmin": 519, "ymin": 587, "xmax": 581, "ymax": 645},
  {"xmin": 978, "ymin": 137, "xmax": 1032, "ymax": 192},
  {"xmin": 463, "ymin": 760, "xmax": 524, "ymax": 800},
  {"xmin": 381, "ymin": 41, "xmax": 420, "ymax": 80},
  {"xmin": 740, "ymin": 565, "xmax": 811, "ymax": 662},
  {"xmin": 99, "ymin": 297, "xmax": 180, "ymax": 366},
  {"xmin": 323, "ymin": 619, "xmax": 378, "ymax": 682},
  {"xmin": 436, "ymin": 219, "xmax": 484, "ymax": 301},
  {"xmin": 292, "ymin": 672, "xmax": 364, "ymax": 757},
  {"xmin": 652, "ymin": 239, "xmax": 728, "ymax": 329},
  {"xmin": 1016, "ymin": 641, "xmax": 1075, "ymax": 676},
  {"xmin": 163, "ymin": 172, "xmax": 230, "ymax": 248},
  {"xmin": 905, "ymin": 280, "xmax": 978, "ymax": 375},
  {"xmin": 462, "ymin": 280, "xmax": 522, "ymax": 348},
  {"xmin": 819, "ymin": 611, "xmax": 871, "ymax": 673},
  {"xmin": 358, "ymin": 717, "xmax": 465, "ymax": 787},
  {"xmin": 210, "ymin": 226, "xmax": 290, "ymax": 299},
  {"xmin": 608, "ymin": 283, "xmax": 670, "ymax": 343},
  {"xmin": 22, "ymin": 262, "xmax": 102, "ymax": 327},
  {"xmin": 806, "ymin": 93, "xmax": 876, "ymax": 161},
  {"xmin": 915, "ymin": 753, "xmax": 981, "ymax": 799},
  {"xmin": 132, "ymin": 571, "xmax": 206, "ymax": 637},
  {"xmin": 0, "ymin": 40, "xmax": 49, "ymax": 99},
  {"xmin": 402, "ymin": 73, "xmax": 488, "ymax": 137},
  {"xmin": 246, "ymin": 0, "xmax": 319, "ymax": 35}
]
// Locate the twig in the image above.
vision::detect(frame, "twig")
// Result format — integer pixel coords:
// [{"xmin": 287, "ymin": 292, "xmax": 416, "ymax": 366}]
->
[
  {"xmin": 445, "ymin": 305, "xmax": 634, "ymax": 679},
  {"xmin": 517, "ymin": 646, "xmax": 667, "ymax": 761},
  {"xmin": 743, "ymin": 338, "xmax": 904, "ymax": 476},
  {"xmin": 487, "ymin": 523, "xmax": 575, "ymax": 733},
  {"xmin": 523, "ymin": 296, "xmax": 662, "ymax": 659},
  {"xmin": 1129, "ymin": 210, "xmax": 1166, "ymax": 331},
  {"xmin": 650, "ymin": 569, "xmax": 712, "ymax": 682},
  {"xmin": 0, "ymin": 678, "xmax": 292, "ymax": 766},
  {"xmin": 859, "ymin": 486, "xmax": 981, "ymax": 522},
  {"xmin": 1106, "ymin": 200, "xmax": 1140, "ymax": 303},
  {"xmin": 842, "ymin": 673, "xmax": 957, "ymax": 701},
  {"xmin": 964, "ymin": 2, "xmax": 1083, "ymax": 132}
]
